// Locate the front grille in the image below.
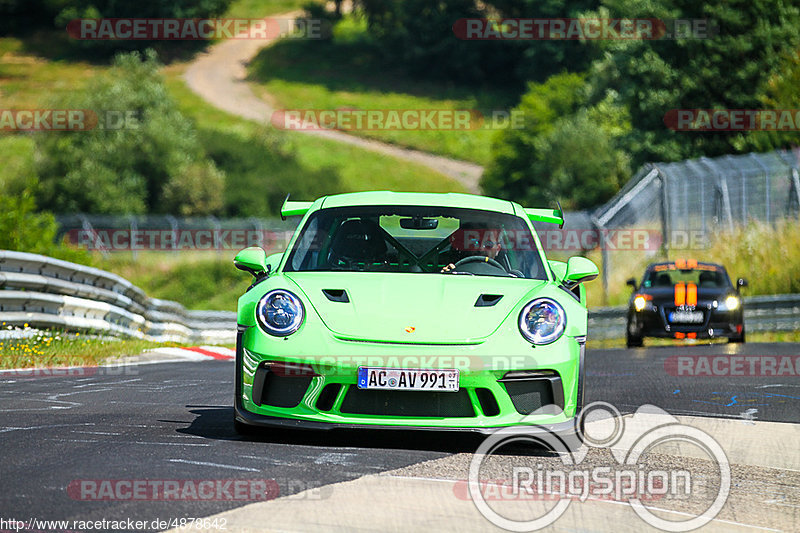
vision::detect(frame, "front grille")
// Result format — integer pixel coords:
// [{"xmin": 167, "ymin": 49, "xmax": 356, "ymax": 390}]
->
[
  {"xmin": 502, "ymin": 379, "xmax": 556, "ymax": 415},
  {"xmin": 315, "ymin": 384, "xmax": 341, "ymax": 411},
  {"xmin": 252, "ymin": 366, "xmax": 312, "ymax": 408},
  {"xmin": 475, "ymin": 388, "xmax": 500, "ymax": 416},
  {"xmin": 339, "ymin": 388, "xmax": 475, "ymax": 417}
]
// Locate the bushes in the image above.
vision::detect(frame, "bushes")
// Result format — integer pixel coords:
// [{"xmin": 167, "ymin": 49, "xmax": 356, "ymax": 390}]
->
[
  {"xmin": 0, "ymin": 189, "xmax": 93, "ymax": 265},
  {"xmin": 482, "ymin": 73, "xmax": 631, "ymax": 210},
  {"xmin": 35, "ymin": 50, "xmax": 224, "ymax": 216}
]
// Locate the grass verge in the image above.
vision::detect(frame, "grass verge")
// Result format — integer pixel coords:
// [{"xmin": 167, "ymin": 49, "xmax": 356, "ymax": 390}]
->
[
  {"xmin": 582, "ymin": 217, "xmax": 800, "ymax": 308},
  {"xmin": 0, "ymin": 329, "xmax": 168, "ymax": 369},
  {"xmin": 101, "ymin": 252, "xmax": 249, "ymax": 311},
  {"xmin": 164, "ymin": 64, "xmax": 467, "ymax": 212},
  {"xmin": 247, "ymin": 16, "xmax": 516, "ymax": 166}
]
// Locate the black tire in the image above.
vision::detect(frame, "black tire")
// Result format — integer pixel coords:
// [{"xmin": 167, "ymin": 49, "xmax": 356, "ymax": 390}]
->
[
  {"xmin": 728, "ymin": 327, "xmax": 746, "ymax": 344},
  {"xmin": 626, "ymin": 331, "xmax": 643, "ymax": 348}
]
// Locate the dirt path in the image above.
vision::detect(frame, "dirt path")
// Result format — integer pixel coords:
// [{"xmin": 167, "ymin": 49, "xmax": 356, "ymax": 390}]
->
[{"xmin": 183, "ymin": 12, "xmax": 484, "ymax": 193}]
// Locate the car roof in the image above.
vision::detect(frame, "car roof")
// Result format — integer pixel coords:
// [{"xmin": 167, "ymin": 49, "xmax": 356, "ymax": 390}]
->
[
  {"xmin": 646, "ymin": 261, "xmax": 726, "ymax": 271},
  {"xmin": 319, "ymin": 191, "xmax": 517, "ymax": 214}
]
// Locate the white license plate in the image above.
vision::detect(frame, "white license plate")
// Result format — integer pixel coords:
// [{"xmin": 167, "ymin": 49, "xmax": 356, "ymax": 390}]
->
[
  {"xmin": 670, "ymin": 311, "xmax": 704, "ymax": 323},
  {"xmin": 356, "ymin": 367, "xmax": 459, "ymax": 392}
]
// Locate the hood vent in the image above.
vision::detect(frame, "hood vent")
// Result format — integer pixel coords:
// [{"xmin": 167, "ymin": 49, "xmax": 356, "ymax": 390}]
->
[
  {"xmin": 475, "ymin": 294, "xmax": 503, "ymax": 307},
  {"xmin": 322, "ymin": 289, "xmax": 350, "ymax": 303}
]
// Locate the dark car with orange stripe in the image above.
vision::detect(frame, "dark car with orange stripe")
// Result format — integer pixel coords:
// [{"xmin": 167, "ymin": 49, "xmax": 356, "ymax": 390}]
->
[{"xmin": 625, "ymin": 260, "xmax": 747, "ymax": 347}]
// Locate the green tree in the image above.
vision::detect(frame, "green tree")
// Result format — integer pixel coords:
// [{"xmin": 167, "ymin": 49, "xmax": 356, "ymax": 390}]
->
[
  {"xmin": 586, "ymin": 0, "xmax": 800, "ymax": 168},
  {"xmin": 35, "ymin": 50, "xmax": 224, "ymax": 215},
  {"xmin": 0, "ymin": 189, "xmax": 93, "ymax": 264},
  {"xmin": 483, "ymin": 73, "xmax": 630, "ymax": 209}
]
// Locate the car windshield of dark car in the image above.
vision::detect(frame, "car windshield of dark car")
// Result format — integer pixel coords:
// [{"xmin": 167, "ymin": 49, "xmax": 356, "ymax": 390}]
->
[
  {"xmin": 642, "ymin": 266, "xmax": 730, "ymax": 288},
  {"xmin": 284, "ymin": 205, "xmax": 546, "ymax": 279}
]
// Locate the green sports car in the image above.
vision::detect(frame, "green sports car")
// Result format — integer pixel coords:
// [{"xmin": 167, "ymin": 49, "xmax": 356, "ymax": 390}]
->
[{"xmin": 233, "ymin": 192, "xmax": 598, "ymax": 445}]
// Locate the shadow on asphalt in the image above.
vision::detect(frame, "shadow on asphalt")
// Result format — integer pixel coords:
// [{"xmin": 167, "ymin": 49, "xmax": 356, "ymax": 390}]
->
[{"xmin": 175, "ymin": 406, "xmax": 559, "ymax": 457}]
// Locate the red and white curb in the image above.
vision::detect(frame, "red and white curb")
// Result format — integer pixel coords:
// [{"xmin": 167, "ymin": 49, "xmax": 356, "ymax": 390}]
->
[{"xmin": 145, "ymin": 345, "xmax": 235, "ymax": 361}]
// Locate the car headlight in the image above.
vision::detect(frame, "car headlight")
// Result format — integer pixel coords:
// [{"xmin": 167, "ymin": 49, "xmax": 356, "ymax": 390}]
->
[
  {"xmin": 256, "ymin": 289, "xmax": 304, "ymax": 336},
  {"xmin": 633, "ymin": 295, "xmax": 647, "ymax": 312},
  {"xmin": 519, "ymin": 298, "xmax": 566, "ymax": 345},
  {"xmin": 719, "ymin": 295, "xmax": 740, "ymax": 312}
]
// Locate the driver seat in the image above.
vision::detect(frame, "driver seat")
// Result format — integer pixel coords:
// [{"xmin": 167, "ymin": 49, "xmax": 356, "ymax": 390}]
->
[{"xmin": 327, "ymin": 219, "xmax": 387, "ymax": 267}]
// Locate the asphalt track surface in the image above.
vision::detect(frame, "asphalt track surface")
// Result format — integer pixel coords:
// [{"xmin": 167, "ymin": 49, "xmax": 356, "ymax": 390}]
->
[{"xmin": 0, "ymin": 342, "xmax": 798, "ymax": 531}]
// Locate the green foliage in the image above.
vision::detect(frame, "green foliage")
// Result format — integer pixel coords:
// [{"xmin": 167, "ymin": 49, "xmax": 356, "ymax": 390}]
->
[
  {"xmin": 747, "ymin": 50, "xmax": 800, "ymax": 151},
  {"xmin": 482, "ymin": 73, "xmax": 630, "ymax": 209},
  {"xmin": 357, "ymin": 0, "xmax": 520, "ymax": 84},
  {"xmin": 105, "ymin": 254, "xmax": 248, "ymax": 311},
  {"xmin": 485, "ymin": 0, "xmax": 600, "ymax": 82},
  {"xmin": 585, "ymin": 0, "xmax": 800, "ymax": 168},
  {"xmin": 200, "ymin": 128, "xmax": 341, "ymax": 217},
  {"xmin": 35, "ymin": 50, "xmax": 224, "ymax": 216},
  {"xmin": 0, "ymin": 189, "xmax": 93, "ymax": 264}
]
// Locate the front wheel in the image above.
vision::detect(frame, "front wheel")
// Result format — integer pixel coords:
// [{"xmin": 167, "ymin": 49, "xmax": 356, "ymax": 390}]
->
[
  {"xmin": 626, "ymin": 329, "xmax": 643, "ymax": 348},
  {"xmin": 728, "ymin": 327, "xmax": 746, "ymax": 344}
]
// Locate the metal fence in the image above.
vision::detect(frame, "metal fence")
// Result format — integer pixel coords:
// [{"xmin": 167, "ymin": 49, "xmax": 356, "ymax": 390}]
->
[{"xmin": 591, "ymin": 149, "xmax": 800, "ymax": 301}]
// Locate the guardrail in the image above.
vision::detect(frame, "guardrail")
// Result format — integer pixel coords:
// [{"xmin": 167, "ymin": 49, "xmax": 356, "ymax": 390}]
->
[
  {"xmin": 3, "ymin": 250, "xmax": 796, "ymax": 344},
  {"xmin": 0, "ymin": 251, "xmax": 235, "ymax": 344},
  {"xmin": 588, "ymin": 294, "xmax": 800, "ymax": 340}
]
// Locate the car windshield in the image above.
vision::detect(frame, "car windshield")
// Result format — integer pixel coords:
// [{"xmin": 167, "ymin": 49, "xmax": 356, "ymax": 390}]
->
[
  {"xmin": 284, "ymin": 205, "xmax": 546, "ymax": 279},
  {"xmin": 642, "ymin": 264, "xmax": 731, "ymax": 288}
]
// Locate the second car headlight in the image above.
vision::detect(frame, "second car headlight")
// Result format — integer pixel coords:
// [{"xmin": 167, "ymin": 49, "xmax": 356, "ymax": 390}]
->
[
  {"xmin": 256, "ymin": 289, "xmax": 305, "ymax": 336},
  {"xmin": 719, "ymin": 295, "xmax": 740, "ymax": 311},
  {"xmin": 519, "ymin": 298, "xmax": 566, "ymax": 345}
]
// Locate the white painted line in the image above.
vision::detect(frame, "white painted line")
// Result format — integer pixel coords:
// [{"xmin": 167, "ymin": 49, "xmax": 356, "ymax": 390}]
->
[
  {"xmin": 168, "ymin": 459, "xmax": 262, "ymax": 472},
  {"xmin": 128, "ymin": 441, "xmax": 211, "ymax": 447}
]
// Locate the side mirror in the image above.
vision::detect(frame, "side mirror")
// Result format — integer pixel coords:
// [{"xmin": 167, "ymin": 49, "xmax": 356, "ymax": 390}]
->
[
  {"xmin": 626, "ymin": 277, "xmax": 637, "ymax": 289},
  {"xmin": 737, "ymin": 278, "xmax": 748, "ymax": 288},
  {"xmin": 547, "ymin": 259, "xmax": 567, "ymax": 282},
  {"xmin": 234, "ymin": 247, "xmax": 269, "ymax": 277},
  {"xmin": 564, "ymin": 256, "xmax": 599, "ymax": 286}
]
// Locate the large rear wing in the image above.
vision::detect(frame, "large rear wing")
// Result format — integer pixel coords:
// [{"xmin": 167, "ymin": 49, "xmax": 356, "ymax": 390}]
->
[
  {"xmin": 280, "ymin": 194, "xmax": 314, "ymax": 220},
  {"xmin": 523, "ymin": 202, "xmax": 564, "ymax": 228}
]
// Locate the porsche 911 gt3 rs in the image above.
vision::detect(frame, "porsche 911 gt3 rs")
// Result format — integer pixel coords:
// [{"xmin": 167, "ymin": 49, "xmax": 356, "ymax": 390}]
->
[{"xmin": 232, "ymin": 192, "xmax": 598, "ymax": 446}]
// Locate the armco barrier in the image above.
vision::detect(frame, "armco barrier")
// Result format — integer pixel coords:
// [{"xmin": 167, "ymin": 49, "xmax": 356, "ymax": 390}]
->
[
  {"xmin": 0, "ymin": 251, "xmax": 235, "ymax": 344},
  {"xmin": 588, "ymin": 294, "xmax": 800, "ymax": 340},
  {"xmin": 2, "ymin": 250, "xmax": 796, "ymax": 344}
]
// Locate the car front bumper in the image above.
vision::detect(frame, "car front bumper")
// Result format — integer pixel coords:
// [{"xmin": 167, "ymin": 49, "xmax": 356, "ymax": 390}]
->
[{"xmin": 235, "ymin": 326, "xmax": 584, "ymax": 431}]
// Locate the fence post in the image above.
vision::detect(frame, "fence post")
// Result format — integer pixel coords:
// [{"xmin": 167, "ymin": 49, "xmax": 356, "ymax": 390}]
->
[
  {"xmin": 129, "ymin": 216, "xmax": 138, "ymax": 262},
  {"xmin": 750, "ymin": 153, "xmax": 771, "ymax": 223},
  {"xmin": 655, "ymin": 165, "xmax": 670, "ymax": 258},
  {"xmin": 591, "ymin": 215, "xmax": 609, "ymax": 305}
]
